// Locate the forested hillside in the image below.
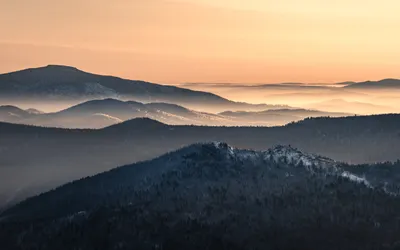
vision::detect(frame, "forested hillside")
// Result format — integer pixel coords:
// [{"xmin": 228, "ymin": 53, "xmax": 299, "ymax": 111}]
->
[{"xmin": 1, "ymin": 143, "xmax": 400, "ymax": 250}]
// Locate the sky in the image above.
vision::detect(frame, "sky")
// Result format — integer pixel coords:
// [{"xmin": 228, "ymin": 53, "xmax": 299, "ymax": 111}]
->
[{"xmin": 1, "ymin": 0, "xmax": 400, "ymax": 84}]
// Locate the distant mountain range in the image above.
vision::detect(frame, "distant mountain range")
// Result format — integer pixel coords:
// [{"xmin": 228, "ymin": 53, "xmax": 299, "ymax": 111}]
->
[
  {"xmin": 0, "ymin": 105, "xmax": 40, "ymax": 123},
  {"xmin": 303, "ymin": 98, "xmax": 399, "ymax": 115},
  {"xmin": 1, "ymin": 143, "xmax": 400, "ymax": 249},
  {"xmin": 1, "ymin": 65, "xmax": 398, "ymax": 116},
  {"xmin": 345, "ymin": 78, "xmax": 400, "ymax": 89},
  {"xmin": 0, "ymin": 99, "xmax": 352, "ymax": 128},
  {"xmin": 183, "ymin": 78, "xmax": 400, "ymax": 89},
  {"xmin": 219, "ymin": 109, "xmax": 351, "ymax": 126},
  {"xmin": 1, "ymin": 114, "xmax": 400, "ymax": 208},
  {"xmin": 0, "ymin": 65, "xmax": 287, "ymax": 112},
  {"xmin": 0, "ymin": 99, "xmax": 232, "ymax": 128}
]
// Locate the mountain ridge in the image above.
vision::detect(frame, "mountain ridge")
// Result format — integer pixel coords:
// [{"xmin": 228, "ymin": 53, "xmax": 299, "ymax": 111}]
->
[
  {"xmin": 0, "ymin": 65, "xmax": 281, "ymax": 112},
  {"xmin": 0, "ymin": 143, "xmax": 361, "ymax": 221},
  {"xmin": 2, "ymin": 143, "xmax": 400, "ymax": 249},
  {"xmin": 0, "ymin": 98, "xmax": 353, "ymax": 128},
  {"xmin": 303, "ymin": 98, "xmax": 399, "ymax": 114},
  {"xmin": 345, "ymin": 78, "xmax": 400, "ymax": 89}
]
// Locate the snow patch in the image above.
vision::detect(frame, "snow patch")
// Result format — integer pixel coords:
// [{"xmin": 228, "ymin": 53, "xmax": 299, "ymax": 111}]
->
[
  {"xmin": 92, "ymin": 113, "xmax": 123, "ymax": 122},
  {"xmin": 83, "ymin": 82, "xmax": 119, "ymax": 97},
  {"xmin": 341, "ymin": 172, "xmax": 372, "ymax": 187},
  {"xmin": 263, "ymin": 145, "xmax": 334, "ymax": 169},
  {"xmin": 7, "ymin": 112, "xmax": 21, "ymax": 118}
]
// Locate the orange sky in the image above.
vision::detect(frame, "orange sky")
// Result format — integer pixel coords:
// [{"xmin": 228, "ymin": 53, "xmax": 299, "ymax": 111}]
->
[{"xmin": 1, "ymin": 0, "xmax": 400, "ymax": 84}]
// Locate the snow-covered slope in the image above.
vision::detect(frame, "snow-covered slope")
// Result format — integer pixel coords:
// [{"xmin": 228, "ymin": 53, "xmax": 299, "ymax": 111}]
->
[{"xmin": 2, "ymin": 143, "xmax": 394, "ymax": 221}]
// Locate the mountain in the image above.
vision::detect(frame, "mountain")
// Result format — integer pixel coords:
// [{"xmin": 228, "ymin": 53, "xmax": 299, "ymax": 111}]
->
[
  {"xmin": 184, "ymin": 79, "xmax": 400, "ymax": 89},
  {"xmin": 48, "ymin": 98, "xmax": 233, "ymax": 127},
  {"xmin": 25, "ymin": 108, "xmax": 43, "ymax": 114},
  {"xmin": 1, "ymin": 143, "xmax": 400, "ymax": 250},
  {"xmin": 0, "ymin": 65, "xmax": 284, "ymax": 112},
  {"xmin": 0, "ymin": 99, "xmax": 353, "ymax": 128},
  {"xmin": 0, "ymin": 99, "xmax": 234, "ymax": 128},
  {"xmin": 1, "ymin": 114, "xmax": 400, "ymax": 208},
  {"xmin": 345, "ymin": 78, "xmax": 400, "ymax": 89},
  {"xmin": 0, "ymin": 105, "xmax": 36, "ymax": 123},
  {"xmin": 219, "ymin": 108, "xmax": 352, "ymax": 126},
  {"xmin": 303, "ymin": 98, "xmax": 399, "ymax": 114}
]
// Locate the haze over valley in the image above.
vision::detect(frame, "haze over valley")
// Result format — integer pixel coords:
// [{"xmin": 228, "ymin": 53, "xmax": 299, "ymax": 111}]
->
[{"xmin": 180, "ymin": 79, "xmax": 400, "ymax": 114}]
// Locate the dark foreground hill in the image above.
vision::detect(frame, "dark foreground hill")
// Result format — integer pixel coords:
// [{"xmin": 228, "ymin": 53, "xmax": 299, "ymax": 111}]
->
[
  {"xmin": 1, "ymin": 114, "xmax": 400, "ymax": 208},
  {"xmin": 1, "ymin": 143, "xmax": 400, "ymax": 250}
]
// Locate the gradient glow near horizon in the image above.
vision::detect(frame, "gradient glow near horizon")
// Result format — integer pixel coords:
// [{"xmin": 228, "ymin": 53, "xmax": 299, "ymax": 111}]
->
[{"xmin": 1, "ymin": 0, "xmax": 399, "ymax": 84}]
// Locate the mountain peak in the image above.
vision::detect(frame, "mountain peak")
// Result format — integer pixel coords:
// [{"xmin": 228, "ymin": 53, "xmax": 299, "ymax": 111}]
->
[
  {"xmin": 191, "ymin": 142, "xmax": 235, "ymax": 157},
  {"xmin": 84, "ymin": 98, "xmax": 125, "ymax": 105},
  {"xmin": 0, "ymin": 66, "xmax": 277, "ymax": 113},
  {"xmin": 0, "ymin": 105, "xmax": 27, "ymax": 114},
  {"xmin": 0, "ymin": 105, "xmax": 22, "ymax": 110},
  {"xmin": 103, "ymin": 117, "xmax": 167, "ymax": 131},
  {"xmin": 265, "ymin": 145, "xmax": 335, "ymax": 168},
  {"xmin": 44, "ymin": 64, "xmax": 79, "ymax": 70},
  {"xmin": 19, "ymin": 65, "xmax": 84, "ymax": 74},
  {"xmin": 181, "ymin": 143, "xmax": 336, "ymax": 171},
  {"xmin": 379, "ymin": 78, "xmax": 400, "ymax": 82}
]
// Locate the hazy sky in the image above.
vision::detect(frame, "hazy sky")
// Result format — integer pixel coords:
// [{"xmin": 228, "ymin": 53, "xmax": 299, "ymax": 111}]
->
[{"xmin": 1, "ymin": 0, "xmax": 400, "ymax": 84}]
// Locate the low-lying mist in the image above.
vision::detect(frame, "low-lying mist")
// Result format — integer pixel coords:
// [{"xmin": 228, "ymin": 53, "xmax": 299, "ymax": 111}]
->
[{"xmin": 180, "ymin": 83, "xmax": 400, "ymax": 115}]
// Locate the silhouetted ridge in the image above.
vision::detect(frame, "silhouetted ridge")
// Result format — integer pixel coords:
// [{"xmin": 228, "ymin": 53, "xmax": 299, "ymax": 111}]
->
[
  {"xmin": 104, "ymin": 117, "xmax": 167, "ymax": 130},
  {"xmin": 44, "ymin": 64, "xmax": 79, "ymax": 70},
  {"xmin": 60, "ymin": 98, "xmax": 132, "ymax": 113},
  {"xmin": 0, "ymin": 105, "xmax": 25, "ymax": 113},
  {"xmin": 0, "ymin": 65, "xmax": 288, "ymax": 112},
  {"xmin": 0, "ymin": 105, "xmax": 33, "ymax": 121},
  {"xmin": 145, "ymin": 102, "xmax": 191, "ymax": 112},
  {"xmin": 0, "ymin": 65, "xmax": 227, "ymax": 100},
  {"xmin": 292, "ymin": 113, "xmax": 400, "ymax": 130},
  {"xmin": 345, "ymin": 78, "xmax": 400, "ymax": 89}
]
